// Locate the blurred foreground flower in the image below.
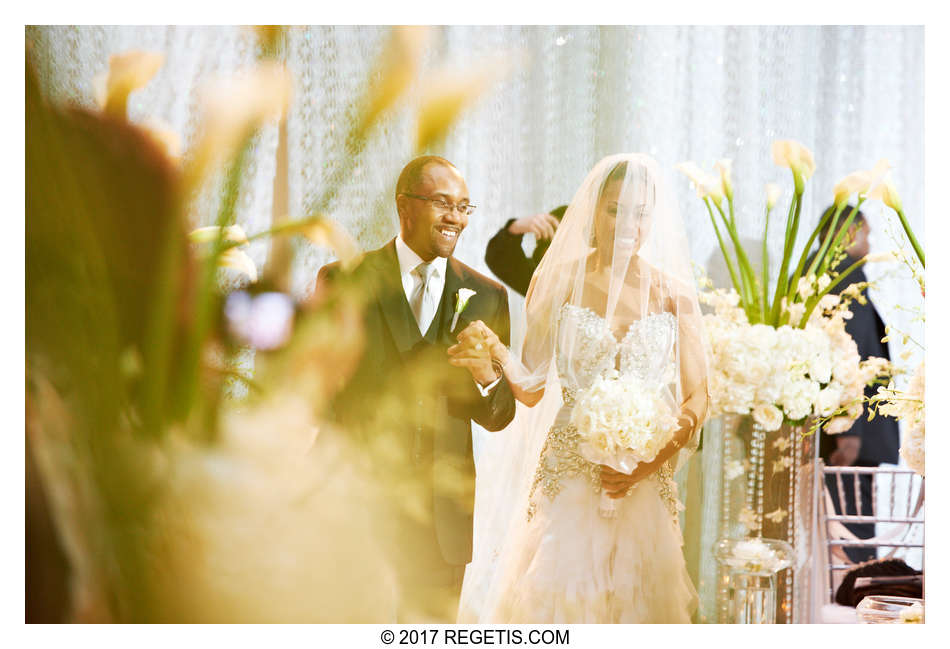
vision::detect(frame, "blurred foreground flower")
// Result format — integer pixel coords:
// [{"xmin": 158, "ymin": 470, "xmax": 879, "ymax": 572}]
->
[
  {"xmin": 224, "ymin": 291, "xmax": 295, "ymax": 351},
  {"xmin": 218, "ymin": 248, "xmax": 258, "ymax": 282},
  {"xmin": 189, "ymin": 225, "xmax": 249, "ymax": 245},
  {"xmin": 275, "ymin": 216, "xmax": 362, "ymax": 271},
  {"xmin": 416, "ymin": 54, "xmax": 516, "ymax": 152},
  {"xmin": 189, "ymin": 225, "xmax": 257, "ymax": 281},
  {"xmin": 141, "ymin": 118, "xmax": 182, "ymax": 162},
  {"xmin": 94, "ymin": 51, "xmax": 164, "ymax": 120},
  {"xmin": 357, "ymin": 26, "xmax": 431, "ymax": 139},
  {"xmin": 185, "ymin": 62, "xmax": 292, "ymax": 193}
]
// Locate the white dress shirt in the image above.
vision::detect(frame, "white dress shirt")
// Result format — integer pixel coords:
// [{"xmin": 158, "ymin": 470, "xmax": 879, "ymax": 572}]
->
[{"xmin": 394, "ymin": 235, "xmax": 500, "ymax": 396}]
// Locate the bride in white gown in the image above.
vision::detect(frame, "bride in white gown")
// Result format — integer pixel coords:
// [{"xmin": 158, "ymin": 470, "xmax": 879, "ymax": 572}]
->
[{"xmin": 457, "ymin": 154, "xmax": 709, "ymax": 623}]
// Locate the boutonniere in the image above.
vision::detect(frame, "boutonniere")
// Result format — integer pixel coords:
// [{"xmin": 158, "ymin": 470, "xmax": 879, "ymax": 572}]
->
[{"xmin": 451, "ymin": 288, "xmax": 477, "ymax": 332}]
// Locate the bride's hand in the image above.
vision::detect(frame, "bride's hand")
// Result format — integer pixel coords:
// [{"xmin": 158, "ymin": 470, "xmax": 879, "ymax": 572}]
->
[
  {"xmin": 452, "ymin": 320, "xmax": 509, "ymax": 367},
  {"xmin": 600, "ymin": 464, "xmax": 651, "ymax": 498}
]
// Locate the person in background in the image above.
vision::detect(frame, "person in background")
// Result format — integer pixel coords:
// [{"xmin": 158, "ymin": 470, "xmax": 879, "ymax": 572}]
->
[
  {"xmin": 816, "ymin": 205, "xmax": 901, "ymax": 563},
  {"xmin": 485, "ymin": 206, "xmax": 567, "ymax": 296}
]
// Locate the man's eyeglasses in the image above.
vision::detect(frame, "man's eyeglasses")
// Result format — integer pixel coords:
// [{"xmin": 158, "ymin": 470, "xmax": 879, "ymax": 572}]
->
[{"xmin": 400, "ymin": 193, "xmax": 477, "ymax": 216}]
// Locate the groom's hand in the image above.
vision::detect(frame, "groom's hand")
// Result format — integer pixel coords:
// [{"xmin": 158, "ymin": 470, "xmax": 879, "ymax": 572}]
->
[{"xmin": 448, "ymin": 321, "xmax": 503, "ymax": 386}]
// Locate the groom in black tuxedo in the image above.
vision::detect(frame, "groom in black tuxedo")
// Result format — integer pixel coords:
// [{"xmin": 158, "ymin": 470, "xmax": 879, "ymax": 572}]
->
[{"xmin": 318, "ymin": 156, "xmax": 516, "ymax": 621}]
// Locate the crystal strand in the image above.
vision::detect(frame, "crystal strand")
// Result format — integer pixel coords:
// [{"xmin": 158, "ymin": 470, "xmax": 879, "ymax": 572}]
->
[
  {"xmin": 755, "ymin": 423, "xmax": 766, "ymax": 535},
  {"xmin": 719, "ymin": 415, "xmax": 734, "ymax": 622}
]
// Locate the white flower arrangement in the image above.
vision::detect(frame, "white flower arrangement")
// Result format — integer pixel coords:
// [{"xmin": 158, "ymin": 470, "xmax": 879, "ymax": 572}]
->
[
  {"xmin": 700, "ymin": 285, "xmax": 893, "ymax": 433},
  {"xmin": 570, "ymin": 370, "xmax": 678, "ymax": 471},
  {"xmin": 724, "ymin": 538, "xmax": 790, "ymax": 574}
]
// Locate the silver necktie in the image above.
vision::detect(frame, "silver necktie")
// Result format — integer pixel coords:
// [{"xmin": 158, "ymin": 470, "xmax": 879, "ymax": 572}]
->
[{"xmin": 410, "ymin": 262, "xmax": 437, "ymax": 334}]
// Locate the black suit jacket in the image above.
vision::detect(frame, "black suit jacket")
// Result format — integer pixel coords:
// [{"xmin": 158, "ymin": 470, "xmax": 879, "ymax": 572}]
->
[
  {"xmin": 318, "ymin": 240, "xmax": 516, "ymax": 565},
  {"xmin": 484, "ymin": 206, "xmax": 568, "ymax": 296},
  {"xmin": 817, "ymin": 257, "xmax": 900, "ymax": 466}
]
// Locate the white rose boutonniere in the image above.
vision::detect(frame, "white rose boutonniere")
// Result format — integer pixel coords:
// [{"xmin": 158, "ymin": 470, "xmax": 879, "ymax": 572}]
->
[{"xmin": 451, "ymin": 288, "xmax": 477, "ymax": 332}]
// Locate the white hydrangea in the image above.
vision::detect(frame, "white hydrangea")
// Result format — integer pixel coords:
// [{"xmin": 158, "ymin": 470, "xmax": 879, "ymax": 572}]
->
[{"xmin": 700, "ymin": 285, "xmax": 877, "ymax": 429}]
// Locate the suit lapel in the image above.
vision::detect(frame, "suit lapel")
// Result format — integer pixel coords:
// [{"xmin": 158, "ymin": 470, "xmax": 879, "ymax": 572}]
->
[{"xmin": 375, "ymin": 240, "xmax": 424, "ymax": 355}]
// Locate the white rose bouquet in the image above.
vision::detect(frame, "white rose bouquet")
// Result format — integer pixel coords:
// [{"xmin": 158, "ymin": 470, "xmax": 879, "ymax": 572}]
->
[{"xmin": 570, "ymin": 370, "xmax": 679, "ymax": 518}]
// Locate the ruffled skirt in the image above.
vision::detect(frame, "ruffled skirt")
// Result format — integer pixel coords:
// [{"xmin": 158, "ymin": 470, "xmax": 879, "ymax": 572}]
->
[{"xmin": 479, "ymin": 474, "xmax": 697, "ymax": 623}]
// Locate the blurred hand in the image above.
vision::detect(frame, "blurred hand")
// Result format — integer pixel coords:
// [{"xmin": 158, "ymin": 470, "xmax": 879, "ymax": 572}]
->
[
  {"xmin": 448, "ymin": 321, "xmax": 502, "ymax": 386},
  {"xmin": 508, "ymin": 213, "xmax": 559, "ymax": 240},
  {"xmin": 829, "ymin": 436, "xmax": 861, "ymax": 466}
]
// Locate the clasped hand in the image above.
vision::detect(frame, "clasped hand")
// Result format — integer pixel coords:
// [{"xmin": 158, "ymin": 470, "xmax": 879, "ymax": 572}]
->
[{"xmin": 447, "ymin": 320, "xmax": 507, "ymax": 387}]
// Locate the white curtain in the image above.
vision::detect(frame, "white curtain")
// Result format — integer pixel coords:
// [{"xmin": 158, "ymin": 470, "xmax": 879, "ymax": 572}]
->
[{"xmin": 27, "ymin": 24, "xmax": 925, "ymax": 366}]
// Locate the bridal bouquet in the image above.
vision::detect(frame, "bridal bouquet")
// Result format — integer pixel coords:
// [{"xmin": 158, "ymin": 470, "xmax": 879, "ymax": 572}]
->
[{"xmin": 570, "ymin": 370, "xmax": 678, "ymax": 517}]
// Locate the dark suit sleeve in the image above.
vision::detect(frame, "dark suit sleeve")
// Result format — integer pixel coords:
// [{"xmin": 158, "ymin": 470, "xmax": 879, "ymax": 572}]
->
[
  {"xmin": 470, "ymin": 285, "xmax": 516, "ymax": 432},
  {"xmin": 485, "ymin": 220, "xmax": 536, "ymax": 297}
]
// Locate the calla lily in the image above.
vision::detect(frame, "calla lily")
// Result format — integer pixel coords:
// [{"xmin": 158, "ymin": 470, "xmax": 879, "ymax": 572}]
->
[
  {"xmin": 357, "ymin": 26, "xmax": 431, "ymax": 139},
  {"xmin": 416, "ymin": 55, "xmax": 513, "ymax": 152},
  {"xmin": 189, "ymin": 225, "xmax": 249, "ymax": 245},
  {"xmin": 832, "ymin": 170, "xmax": 872, "ymax": 207},
  {"xmin": 865, "ymin": 158, "xmax": 892, "ymax": 196},
  {"xmin": 714, "ymin": 159, "xmax": 734, "ymax": 201},
  {"xmin": 869, "ymin": 171, "xmax": 904, "ymax": 212},
  {"xmin": 772, "ymin": 139, "xmax": 815, "ymax": 192},
  {"xmin": 833, "ymin": 159, "xmax": 892, "ymax": 207},
  {"xmin": 451, "ymin": 288, "xmax": 477, "ymax": 332},
  {"xmin": 765, "ymin": 183, "xmax": 781, "ymax": 209},
  {"xmin": 185, "ymin": 62, "xmax": 293, "ymax": 192},
  {"xmin": 96, "ymin": 51, "xmax": 165, "ymax": 120},
  {"xmin": 219, "ymin": 248, "xmax": 258, "ymax": 282},
  {"xmin": 675, "ymin": 162, "xmax": 724, "ymax": 205}
]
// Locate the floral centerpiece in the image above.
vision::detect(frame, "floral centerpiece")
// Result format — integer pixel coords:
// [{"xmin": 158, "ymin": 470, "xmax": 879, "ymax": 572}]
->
[{"xmin": 678, "ymin": 140, "xmax": 913, "ymax": 623}]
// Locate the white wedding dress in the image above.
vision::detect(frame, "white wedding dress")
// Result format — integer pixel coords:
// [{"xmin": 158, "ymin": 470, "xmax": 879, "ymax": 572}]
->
[{"xmin": 473, "ymin": 303, "xmax": 698, "ymax": 623}]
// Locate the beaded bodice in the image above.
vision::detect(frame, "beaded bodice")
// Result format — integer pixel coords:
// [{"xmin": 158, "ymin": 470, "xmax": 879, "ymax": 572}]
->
[
  {"xmin": 526, "ymin": 304, "xmax": 683, "ymax": 521},
  {"xmin": 556, "ymin": 304, "xmax": 676, "ymax": 405}
]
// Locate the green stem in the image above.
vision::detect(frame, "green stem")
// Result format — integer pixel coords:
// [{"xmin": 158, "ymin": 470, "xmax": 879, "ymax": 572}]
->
[
  {"xmin": 894, "ymin": 207, "xmax": 925, "ymax": 268},
  {"xmin": 175, "ymin": 138, "xmax": 253, "ymax": 431},
  {"xmin": 768, "ymin": 189, "xmax": 802, "ymax": 324},
  {"xmin": 817, "ymin": 200, "xmax": 865, "ymax": 279},
  {"xmin": 804, "ymin": 203, "xmax": 846, "ymax": 279},
  {"xmin": 785, "ymin": 203, "xmax": 845, "ymax": 319},
  {"xmin": 704, "ymin": 198, "xmax": 745, "ymax": 310},
  {"xmin": 715, "ymin": 199, "xmax": 761, "ymax": 320},
  {"xmin": 798, "ymin": 256, "xmax": 867, "ymax": 326},
  {"xmin": 761, "ymin": 205, "xmax": 771, "ymax": 320}
]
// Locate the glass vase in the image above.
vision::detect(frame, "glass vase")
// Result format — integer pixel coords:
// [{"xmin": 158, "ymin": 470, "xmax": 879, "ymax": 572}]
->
[{"xmin": 730, "ymin": 573, "xmax": 776, "ymax": 624}]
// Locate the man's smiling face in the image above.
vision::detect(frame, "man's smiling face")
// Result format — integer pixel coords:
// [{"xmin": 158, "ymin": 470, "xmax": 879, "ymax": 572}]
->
[{"xmin": 398, "ymin": 162, "xmax": 470, "ymax": 261}]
